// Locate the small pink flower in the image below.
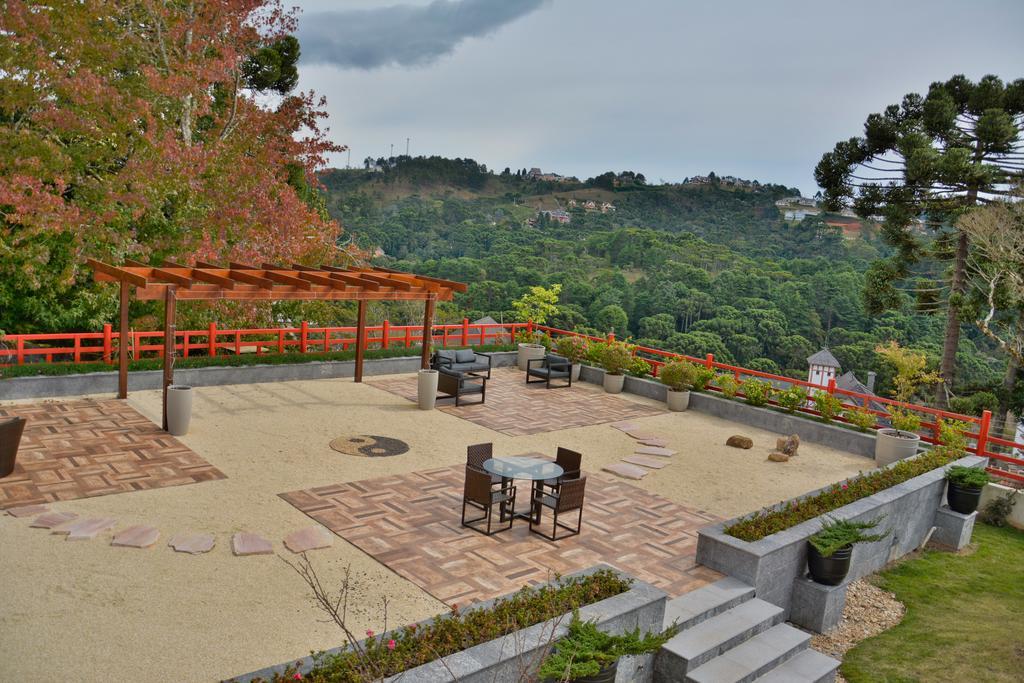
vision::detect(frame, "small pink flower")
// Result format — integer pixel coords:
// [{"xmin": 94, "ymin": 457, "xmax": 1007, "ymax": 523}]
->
[
  {"xmin": 366, "ymin": 629, "xmax": 374, "ymax": 638},
  {"xmin": 841, "ymin": 484, "xmax": 848, "ymax": 490},
  {"xmin": 293, "ymin": 674, "xmax": 303, "ymax": 680},
  {"xmin": 388, "ymin": 639, "xmax": 396, "ymax": 650}
]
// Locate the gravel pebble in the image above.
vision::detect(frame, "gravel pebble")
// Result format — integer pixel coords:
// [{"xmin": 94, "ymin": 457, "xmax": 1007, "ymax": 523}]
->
[{"xmin": 810, "ymin": 578, "xmax": 906, "ymax": 682}]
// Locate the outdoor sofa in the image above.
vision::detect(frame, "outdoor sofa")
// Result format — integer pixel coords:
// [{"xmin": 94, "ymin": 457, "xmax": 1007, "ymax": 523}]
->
[{"xmin": 432, "ymin": 349, "xmax": 493, "ymax": 379}]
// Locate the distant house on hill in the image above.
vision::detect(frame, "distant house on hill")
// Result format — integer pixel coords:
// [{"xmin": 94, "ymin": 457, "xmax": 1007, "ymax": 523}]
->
[{"xmin": 539, "ymin": 209, "xmax": 571, "ymax": 224}]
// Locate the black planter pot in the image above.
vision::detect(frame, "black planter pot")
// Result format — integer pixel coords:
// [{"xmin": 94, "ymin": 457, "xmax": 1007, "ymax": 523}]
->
[
  {"xmin": 807, "ymin": 542, "xmax": 852, "ymax": 586},
  {"xmin": 947, "ymin": 482, "xmax": 984, "ymax": 515},
  {"xmin": 0, "ymin": 416, "xmax": 27, "ymax": 478},
  {"xmin": 575, "ymin": 661, "xmax": 618, "ymax": 683}
]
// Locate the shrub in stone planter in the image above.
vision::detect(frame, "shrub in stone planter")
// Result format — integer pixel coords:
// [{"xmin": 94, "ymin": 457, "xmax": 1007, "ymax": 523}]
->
[
  {"xmin": 716, "ymin": 374, "xmax": 739, "ymax": 399},
  {"xmin": 812, "ymin": 390, "xmax": 843, "ymax": 422},
  {"xmin": 742, "ymin": 379, "xmax": 772, "ymax": 407},
  {"xmin": 776, "ymin": 385, "xmax": 809, "ymax": 414},
  {"xmin": 843, "ymin": 405, "xmax": 878, "ymax": 432},
  {"xmin": 628, "ymin": 357, "xmax": 652, "ymax": 378},
  {"xmin": 538, "ymin": 611, "xmax": 676, "ymax": 683},
  {"xmin": 807, "ymin": 516, "xmax": 888, "ymax": 586},
  {"xmin": 690, "ymin": 365, "xmax": 715, "ymax": 392},
  {"xmin": 944, "ymin": 465, "xmax": 991, "ymax": 514}
]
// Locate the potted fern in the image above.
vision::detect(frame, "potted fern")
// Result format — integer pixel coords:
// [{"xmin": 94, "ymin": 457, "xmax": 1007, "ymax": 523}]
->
[
  {"xmin": 945, "ymin": 465, "xmax": 991, "ymax": 514},
  {"xmin": 874, "ymin": 342, "xmax": 941, "ymax": 467},
  {"xmin": 807, "ymin": 516, "xmax": 888, "ymax": 586},
  {"xmin": 597, "ymin": 341, "xmax": 633, "ymax": 394},
  {"xmin": 659, "ymin": 360, "xmax": 697, "ymax": 411},
  {"xmin": 555, "ymin": 335, "xmax": 589, "ymax": 382},
  {"xmin": 538, "ymin": 611, "xmax": 676, "ymax": 683}
]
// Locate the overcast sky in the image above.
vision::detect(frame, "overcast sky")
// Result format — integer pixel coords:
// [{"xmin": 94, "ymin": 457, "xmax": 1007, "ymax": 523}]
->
[{"xmin": 294, "ymin": 0, "xmax": 1024, "ymax": 195}]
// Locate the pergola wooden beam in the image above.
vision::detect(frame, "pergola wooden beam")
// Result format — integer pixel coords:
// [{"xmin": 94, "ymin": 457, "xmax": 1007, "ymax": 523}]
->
[{"xmin": 88, "ymin": 259, "xmax": 466, "ymax": 430}]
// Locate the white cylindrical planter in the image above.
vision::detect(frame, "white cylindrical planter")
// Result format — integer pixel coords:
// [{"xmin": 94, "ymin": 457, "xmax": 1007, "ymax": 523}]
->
[
  {"xmin": 166, "ymin": 385, "xmax": 193, "ymax": 436},
  {"xmin": 874, "ymin": 429, "xmax": 920, "ymax": 466},
  {"xmin": 517, "ymin": 343, "xmax": 546, "ymax": 370},
  {"xmin": 417, "ymin": 369, "xmax": 439, "ymax": 410},
  {"xmin": 603, "ymin": 373, "xmax": 625, "ymax": 394},
  {"xmin": 666, "ymin": 389, "xmax": 690, "ymax": 412},
  {"xmin": 570, "ymin": 363, "xmax": 582, "ymax": 382}
]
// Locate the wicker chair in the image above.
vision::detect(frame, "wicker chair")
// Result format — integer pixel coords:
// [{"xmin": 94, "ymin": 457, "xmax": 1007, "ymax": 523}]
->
[
  {"xmin": 466, "ymin": 442, "xmax": 503, "ymax": 489},
  {"xmin": 539, "ymin": 447, "xmax": 582, "ymax": 494},
  {"xmin": 462, "ymin": 466, "xmax": 516, "ymax": 536},
  {"xmin": 530, "ymin": 476, "xmax": 586, "ymax": 541}
]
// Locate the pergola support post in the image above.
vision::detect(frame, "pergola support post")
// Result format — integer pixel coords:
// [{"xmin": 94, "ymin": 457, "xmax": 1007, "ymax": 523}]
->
[
  {"xmin": 161, "ymin": 285, "xmax": 177, "ymax": 431},
  {"xmin": 421, "ymin": 295, "xmax": 436, "ymax": 369},
  {"xmin": 118, "ymin": 281, "xmax": 130, "ymax": 399},
  {"xmin": 354, "ymin": 299, "xmax": 367, "ymax": 382}
]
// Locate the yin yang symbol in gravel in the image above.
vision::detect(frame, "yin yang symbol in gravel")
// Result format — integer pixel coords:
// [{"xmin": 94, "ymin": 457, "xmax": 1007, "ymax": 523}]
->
[{"xmin": 330, "ymin": 435, "xmax": 410, "ymax": 457}]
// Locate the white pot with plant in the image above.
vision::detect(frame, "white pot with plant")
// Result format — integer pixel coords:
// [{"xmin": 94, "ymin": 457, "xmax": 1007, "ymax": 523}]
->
[
  {"xmin": 515, "ymin": 330, "xmax": 547, "ymax": 371},
  {"xmin": 511, "ymin": 284, "xmax": 562, "ymax": 370},
  {"xmin": 555, "ymin": 335, "xmax": 589, "ymax": 382},
  {"xmin": 598, "ymin": 340, "xmax": 633, "ymax": 394},
  {"xmin": 659, "ymin": 360, "xmax": 696, "ymax": 411},
  {"xmin": 874, "ymin": 341, "xmax": 941, "ymax": 467}
]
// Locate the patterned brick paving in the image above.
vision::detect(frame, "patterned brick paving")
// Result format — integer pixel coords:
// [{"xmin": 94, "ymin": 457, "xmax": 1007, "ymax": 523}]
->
[
  {"xmin": 0, "ymin": 399, "xmax": 226, "ymax": 509},
  {"xmin": 280, "ymin": 465, "xmax": 722, "ymax": 605},
  {"xmin": 368, "ymin": 368, "xmax": 663, "ymax": 436}
]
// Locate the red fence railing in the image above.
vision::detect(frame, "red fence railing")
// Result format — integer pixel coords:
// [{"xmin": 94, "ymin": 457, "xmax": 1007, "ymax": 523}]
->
[
  {"xmin": 536, "ymin": 324, "xmax": 1024, "ymax": 485},
  {"xmin": 3, "ymin": 319, "xmax": 1022, "ymax": 483}
]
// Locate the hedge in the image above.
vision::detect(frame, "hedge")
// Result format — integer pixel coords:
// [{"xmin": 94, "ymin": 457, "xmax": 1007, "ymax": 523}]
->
[
  {"xmin": 724, "ymin": 445, "xmax": 964, "ymax": 542},
  {"xmin": 0, "ymin": 344, "xmax": 516, "ymax": 379}
]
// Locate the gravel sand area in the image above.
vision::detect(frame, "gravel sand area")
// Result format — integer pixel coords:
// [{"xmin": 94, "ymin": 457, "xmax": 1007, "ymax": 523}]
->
[{"xmin": 0, "ymin": 374, "xmax": 872, "ymax": 681}]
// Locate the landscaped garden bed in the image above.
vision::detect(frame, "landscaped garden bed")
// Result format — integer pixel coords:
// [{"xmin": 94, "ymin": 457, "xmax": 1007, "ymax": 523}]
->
[{"xmin": 235, "ymin": 566, "xmax": 667, "ymax": 683}]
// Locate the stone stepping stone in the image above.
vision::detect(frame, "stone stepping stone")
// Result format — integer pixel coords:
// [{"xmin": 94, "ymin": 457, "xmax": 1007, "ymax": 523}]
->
[
  {"xmin": 635, "ymin": 446, "xmax": 677, "ymax": 457},
  {"xmin": 602, "ymin": 462, "xmax": 649, "ymax": 480},
  {"xmin": 7, "ymin": 504, "xmax": 50, "ymax": 518},
  {"xmin": 284, "ymin": 526, "xmax": 334, "ymax": 553},
  {"xmin": 169, "ymin": 533, "xmax": 216, "ymax": 554},
  {"xmin": 53, "ymin": 517, "xmax": 117, "ymax": 540},
  {"xmin": 610, "ymin": 421, "xmax": 640, "ymax": 433},
  {"xmin": 638, "ymin": 437, "xmax": 669, "ymax": 447},
  {"xmin": 622, "ymin": 454, "xmax": 669, "ymax": 470},
  {"xmin": 112, "ymin": 525, "xmax": 160, "ymax": 549},
  {"xmin": 232, "ymin": 532, "xmax": 273, "ymax": 556},
  {"xmin": 30, "ymin": 512, "xmax": 78, "ymax": 529},
  {"xmin": 623, "ymin": 431, "xmax": 660, "ymax": 441}
]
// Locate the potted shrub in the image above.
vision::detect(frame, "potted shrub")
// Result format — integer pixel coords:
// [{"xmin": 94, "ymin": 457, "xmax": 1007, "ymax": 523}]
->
[
  {"xmin": 659, "ymin": 360, "xmax": 697, "ymax": 411},
  {"xmin": 538, "ymin": 611, "xmax": 676, "ymax": 683},
  {"xmin": 516, "ymin": 329, "xmax": 547, "ymax": 370},
  {"xmin": 597, "ymin": 341, "xmax": 633, "ymax": 394},
  {"xmin": 945, "ymin": 465, "xmax": 991, "ymax": 514},
  {"xmin": 874, "ymin": 341, "xmax": 941, "ymax": 466},
  {"xmin": 807, "ymin": 516, "xmax": 888, "ymax": 586},
  {"xmin": 0, "ymin": 416, "xmax": 27, "ymax": 478},
  {"xmin": 555, "ymin": 335, "xmax": 589, "ymax": 382},
  {"xmin": 742, "ymin": 379, "xmax": 772, "ymax": 407}
]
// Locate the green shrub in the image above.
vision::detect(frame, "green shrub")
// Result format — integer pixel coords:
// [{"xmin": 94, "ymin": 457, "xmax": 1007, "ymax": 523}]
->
[
  {"xmin": 809, "ymin": 516, "xmax": 888, "ymax": 557},
  {"xmin": 716, "ymin": 374, "xmax": 739, "ymax": 398},
  {"xmin": 659, "ymin": 360, "xmax": 697, "ymax": 392},
  {"xmin": 812, "ymin": 390, "xmax": 843, "ymax": 422},
  {"xmin": 980, "ymin": 490, "xmax": 1017, "ymax": 527},
  {"xmin": 597, "ymin": 341, "xmax": 634, "ymax": 375},
  {"xmin": 555, "ymin": 335, "xmax": 588, "ymax": 364},
  {"xmin": 742, "ymin": 379, "xmax": 772, "ymax": 407},
  {"xmin": 267, "ymin": 570, "xmax": 632, "ymax": 682},
  {"xmin": 888, "ymin": 407, "xmax": 921, "ymax": 434},
  {"xmin": 628, "ymin": 357, "xmax": 652, "ymax": 378},
  {"xmin": 690, "ymin": 365, "xmax": 715, "ymax": 392},
  {"xmin": 843, "ymin": 406, "xmax": 878, "ymax": 432},
  {"xmin": 938, "ymin": 418, "xmax": 971, "ymax": 452},
  {"xmin": 776, "ymin": 385, "xmax": 809, "ymax": 414},
  {"xmin": 948, "ymin": 390, "xmax": 999, "ymax": 417},
  {"xmin": 944, "ymin": 465, "xmax": 991, "ymax": 489},
  {"xmin": 724, "ymin": 445, "xmax": 963, "ymax": 542},
  {"xmin": 538, "ymin": 611, "xmax": 676, "ymax": 682}
]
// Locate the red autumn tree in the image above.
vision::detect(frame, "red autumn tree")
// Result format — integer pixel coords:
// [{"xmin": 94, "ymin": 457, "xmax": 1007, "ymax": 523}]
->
[{"xmin": 0, "ymin": 0, "xmax": 347, "ymax": 333}]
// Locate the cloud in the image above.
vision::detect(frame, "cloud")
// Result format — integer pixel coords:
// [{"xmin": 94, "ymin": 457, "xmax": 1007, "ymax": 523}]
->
[{"xmin": 298, "ymin": 0, "xmax": 545, "ymax": 70}]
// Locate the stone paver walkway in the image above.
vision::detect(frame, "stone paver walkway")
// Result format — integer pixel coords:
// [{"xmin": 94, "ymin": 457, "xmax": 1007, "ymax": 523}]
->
[
  {"xmin": 0, "ymin": 399, "xmax": 226, "ymax": 509},
  {"xmin": 367, "ymin": 367, "xmax": 663, "ymax": 436},
  {"xmin": 280, "ymin": 464, "xmax": 722, "ymax": 606}
]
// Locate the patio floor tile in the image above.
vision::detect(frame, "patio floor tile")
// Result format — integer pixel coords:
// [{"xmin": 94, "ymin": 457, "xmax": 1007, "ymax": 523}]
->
[{"xmin": 280, "ymin": 465, "xmax": 721, "ymax": 605}]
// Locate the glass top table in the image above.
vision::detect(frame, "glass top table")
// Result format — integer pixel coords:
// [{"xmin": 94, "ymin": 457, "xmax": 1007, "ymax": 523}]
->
[{"xmin": 482, "ymin": 455, "xmax": 564, "ymax": 481}]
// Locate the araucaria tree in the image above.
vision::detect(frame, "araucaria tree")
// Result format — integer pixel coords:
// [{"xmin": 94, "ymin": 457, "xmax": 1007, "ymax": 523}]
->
[
  {"xmin": 815, "ymin": 74, "xmax": 1024, "ymax": 404},
  {"xmin": 0, "ymin": 1, "xmax": 345, "ymax": 333}
]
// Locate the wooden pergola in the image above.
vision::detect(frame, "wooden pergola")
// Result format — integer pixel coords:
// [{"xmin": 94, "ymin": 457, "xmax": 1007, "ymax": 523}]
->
[{"xmin": 87, "ymin": 259, "xmax": 467, "ymax": 430}]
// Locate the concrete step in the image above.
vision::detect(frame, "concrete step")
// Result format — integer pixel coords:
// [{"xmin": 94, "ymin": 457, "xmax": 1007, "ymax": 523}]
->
[
  {"xmin": 656, "ymin": 598, "xmax": 784, "ymax": 679},
  {"xmin": 685, "ymin": 623, "xmax": 810, "ymax": 683},
  {"xmin": 754, "ymin": 648, "xmax": 840, "ymax": 683},
  {"xmin": 663, "ymin": 577, "xmax": 756, "ymax": 631}
]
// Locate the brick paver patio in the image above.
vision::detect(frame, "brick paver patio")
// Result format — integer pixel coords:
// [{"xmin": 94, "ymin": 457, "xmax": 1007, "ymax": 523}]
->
[
  {"xmin": 0, "ymin": 399, "xmax": 225, "ymax": 509},
  {"xmin": 368, "ymin": 367, "xmax": 663, "ymax": 435},
  {"xmin": 280, "ymin": 465, "xmax": 722, "ymax": 605}
]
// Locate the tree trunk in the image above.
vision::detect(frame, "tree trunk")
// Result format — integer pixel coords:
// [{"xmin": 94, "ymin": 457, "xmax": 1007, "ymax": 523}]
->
[
  {"xmin": 998, "ymin": 314, "xmax": 1022, "ymax": 433},
  {"xmin": 937, "ymin": 231, "xmax": 969, "ymax": 406}
]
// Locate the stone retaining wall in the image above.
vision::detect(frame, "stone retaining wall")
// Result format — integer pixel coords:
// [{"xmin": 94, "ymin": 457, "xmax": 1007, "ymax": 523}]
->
[{"xmin": 233, "ymin": 565, "xmax": 666, "ymax": 683}]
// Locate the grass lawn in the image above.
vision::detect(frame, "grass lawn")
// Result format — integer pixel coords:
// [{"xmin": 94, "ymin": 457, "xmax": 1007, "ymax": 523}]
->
[{"xmin": 842, "ymin": 523, "xmax": 1024, "ymax": 682}]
